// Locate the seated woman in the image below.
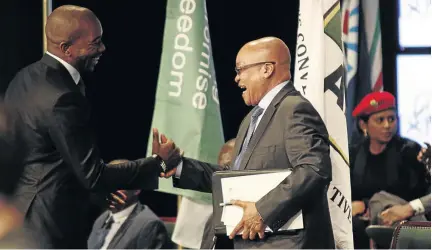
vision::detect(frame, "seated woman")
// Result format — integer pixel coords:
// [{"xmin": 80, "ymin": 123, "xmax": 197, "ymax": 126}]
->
[{"xmin": 349, "ymin": 91, "xmax": 429, "ymax": 249}]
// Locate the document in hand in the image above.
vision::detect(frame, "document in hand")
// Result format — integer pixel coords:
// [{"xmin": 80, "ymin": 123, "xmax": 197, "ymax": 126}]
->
[{"xmin": 220, "ymin": 170, "xmax": 303, "ymax": 236}]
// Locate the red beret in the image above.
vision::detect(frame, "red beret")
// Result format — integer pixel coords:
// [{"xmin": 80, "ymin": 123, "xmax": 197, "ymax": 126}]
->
[{"xmin": 352, "ymin": 91, "xmax": 396, "ymax": 117}]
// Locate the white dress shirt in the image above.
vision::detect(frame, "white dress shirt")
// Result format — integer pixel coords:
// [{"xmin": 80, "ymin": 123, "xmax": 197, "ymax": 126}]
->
[
  {"xmin": 254, "ymin": 80, "xmax": 289, "ymax": 131},
  {"xmin": 175, "ymin": 80, "xmax": 290, "ymax": 177},
  {"xmin": 100, "ymin": 203, "xmax": 138, "ymax": 250},
  {"xmin": 46, "ymin": 52, "xmax": 81, "ymax": 85},
  {"xmin": 409, "ymin": 198, "xmax": 425, "ymax": 215}
]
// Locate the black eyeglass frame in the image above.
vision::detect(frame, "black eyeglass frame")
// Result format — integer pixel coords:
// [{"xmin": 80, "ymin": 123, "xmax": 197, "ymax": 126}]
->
[{"xmin": 235, "ymin": 61, "xmax": 276, "ymax": 75}]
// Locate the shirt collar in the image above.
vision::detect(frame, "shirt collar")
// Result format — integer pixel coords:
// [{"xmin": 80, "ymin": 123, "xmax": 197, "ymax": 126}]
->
[
  {"xmin": 46, "ymin": 52, "xmax": 81, "ymax": 85},
  {"xmin": 110, "ymin": 203, "xmax": 137, "ymax": 223},
  {"xmin": 258, "ymin": 80, "xmax": 289, "ymax": 110}
]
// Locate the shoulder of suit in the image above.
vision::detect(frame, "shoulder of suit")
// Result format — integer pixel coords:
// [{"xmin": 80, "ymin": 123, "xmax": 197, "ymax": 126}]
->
[
  {"xmin": 278, "ymin": 92, "xmax": 315, "ymax": 113},
  {"xmin": 397, "ymin": 136, "xmax": 421, "ymax": 149},
  {"xmin": 394, "ymin": 136, "xmax": 424, "ymax": 164},
  {"xmin": 134, "ymin": 205, "xmax": 162, "ymax": 223},
  {"xmin": 388, "ymin": 136, "xmax": 421, "ymax": 155},
  {"xmin": 7, "ymin": 60, "xmax": 77, "ymax": 107}
]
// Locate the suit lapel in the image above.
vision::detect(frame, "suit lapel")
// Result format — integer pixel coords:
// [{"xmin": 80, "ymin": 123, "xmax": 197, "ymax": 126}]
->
[
  {"xmin": 231, "ymin": 115, "xmax": 251, "ymax": 166},
  {"xmin": 240, "ymin": 83, "xmax": 295, "ymax": 170},
  {"xmin": 352, "ymin": 142, "xmax": 368, "ymax": 186},
  {"xmin": 384, "ymin": 138, "xmax": 400, "ymax": 186},
  {"xmin": 98, "ymin": 211, "xmax": 110, "ymax": 228},
  {"xmin": 91, "ymin": 211, "xmax": 110, "ymax": 248},
  {"xmin": 107, "ymin": 204, "xmax": 143, "ymax": 249}
]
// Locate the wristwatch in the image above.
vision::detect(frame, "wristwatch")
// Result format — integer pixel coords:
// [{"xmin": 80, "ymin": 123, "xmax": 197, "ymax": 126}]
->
[{"xmin": 152, "ymin": 154, "xmax": 167, "ymax": 172}]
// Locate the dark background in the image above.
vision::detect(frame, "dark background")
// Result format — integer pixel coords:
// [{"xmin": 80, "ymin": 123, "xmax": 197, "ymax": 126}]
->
[{"xmin": 0, "ymin": 0, "xmax": 398, "ymax": 216}]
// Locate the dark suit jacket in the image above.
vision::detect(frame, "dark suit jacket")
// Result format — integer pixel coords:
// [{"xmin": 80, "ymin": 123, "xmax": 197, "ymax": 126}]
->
[
  {"xmin": 87, "ymin": 204, "xmax": 170, "ymax": 249},
  {"xmin": 175, "ymin": 83, "xmax": 335, "ymax": 249},
  {"xmin": 3, "ymin": 54, "xmax": 161, "ymax": 248},
  {"xmin": 0, "ymin": 98, "xmax": 26, "ymax": 197},
  {"xmin": 350, "ymin": 136, "xmax": 429, "ymax": 204}
]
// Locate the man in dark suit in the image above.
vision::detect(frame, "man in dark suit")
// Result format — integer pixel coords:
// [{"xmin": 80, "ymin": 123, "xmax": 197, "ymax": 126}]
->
[
  {"xmin": 3, "ymin": 5, "xmax": 180, "ymax": 248},
  {"xmin": 159, "ymin": 37, "xmax": 334, "ymax": 249},
  {"xmin": 88, "ymin": 160, "xmax": 170, "ymax": 249}
]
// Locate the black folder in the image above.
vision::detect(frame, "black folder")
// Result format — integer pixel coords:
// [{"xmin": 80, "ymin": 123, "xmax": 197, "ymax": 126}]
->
[{"xmin": 211, "ymin": 169, "xmax": 287, "ymax": 236}]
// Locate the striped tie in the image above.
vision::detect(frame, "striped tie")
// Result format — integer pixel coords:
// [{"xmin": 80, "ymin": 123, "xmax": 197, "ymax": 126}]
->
[{"xmin": 232, "ymin": 106, "xmax": 264, "ymax": 170}]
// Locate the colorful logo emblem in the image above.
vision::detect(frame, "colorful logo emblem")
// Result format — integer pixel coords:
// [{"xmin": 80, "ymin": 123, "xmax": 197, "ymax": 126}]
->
[{"xmin": 370, "ymin": 99, "xmax": 378, "ymax": 107}]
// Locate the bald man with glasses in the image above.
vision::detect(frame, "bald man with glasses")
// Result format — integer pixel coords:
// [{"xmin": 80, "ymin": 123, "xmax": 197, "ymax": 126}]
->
[{"xmin": 158, "ymin": 37, "xmax": 335, "ymax": 249}]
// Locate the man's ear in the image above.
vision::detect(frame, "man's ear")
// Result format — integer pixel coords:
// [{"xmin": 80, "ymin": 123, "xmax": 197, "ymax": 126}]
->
[
  {"xmin": 262, "ymin": 63, "xmax": 275, "ymax": 79},
  {"xmin": 59, "ymin": 42, "xmax": 71, "ymax": 56}
]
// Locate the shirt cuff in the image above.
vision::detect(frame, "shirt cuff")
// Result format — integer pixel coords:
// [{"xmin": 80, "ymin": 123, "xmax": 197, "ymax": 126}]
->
[
  {"xmin": 174, "ymin": 160, "xmax": 183, "ymax": 179},
  {"xmin": 409, "ymin": 199, "xmax": 425, "ymax": 216}
]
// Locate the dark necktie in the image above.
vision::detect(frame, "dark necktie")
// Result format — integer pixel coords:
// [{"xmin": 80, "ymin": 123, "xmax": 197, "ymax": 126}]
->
[
  {"xmin": 233, "ymin": 106, "xmax": 264, "ymax": 170},
  {"xmin": 77, "ymin": 78, "xmax": 86, "ymax": 96},
  {"xmin": 93, "ymin": 215, "xmax": 114, "ymax": 249}
]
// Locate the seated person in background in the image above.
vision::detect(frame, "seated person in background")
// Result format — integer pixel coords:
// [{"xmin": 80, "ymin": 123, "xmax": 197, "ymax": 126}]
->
[
  {"xmin": 349, "ymin": 91, "xmax": 429, "ymax": 249},
  {"xmin": 379, "ymin": 147, "xmax": 431, "ymax": 225},
  {"xmin": 87, "ymin": 160, "xmax": 170, "ymax": 249},
  {"xmin": 200, "ymin": 138, "xmax": 236, "ymax": 249}
]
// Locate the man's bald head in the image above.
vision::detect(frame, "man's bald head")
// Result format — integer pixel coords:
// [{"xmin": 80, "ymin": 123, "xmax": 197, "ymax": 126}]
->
[
  {"xmin": 46, "ymin": 5, "xmax": 97, "ymax": 48},
  {"xmin": 45, "ymin": 5, "xmax": 106, "ymax": 73},
  {"xmin": 218, "ymin": 139, "xmax": 236, "ymax": 167},
  {"xmin": 237, "ymin": 37, "xmax": 291, "ymax": 77},
  {"xmin": 235, "ymin": 37, "xmax": 292, "ymax": 106}
]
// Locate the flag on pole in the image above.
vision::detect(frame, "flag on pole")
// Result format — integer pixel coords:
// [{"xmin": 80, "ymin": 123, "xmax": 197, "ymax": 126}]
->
[
  {"xmin": 362, "ymin": 0, "xmax": 383, "ymax": 92},
  {"xmin": 342, "ymin": 0, "xmax": 360, "ymax": 142},
  {"xmin": 344, "ymin": 0, "xmax": 384, "ymax": 142},
  {"xmin": 146, "ymin": 0, "xmax": 224, "ymax": 248},
  {"xmin": 294, "ymin": 0, "xmax": 354, "ymax": 248}
]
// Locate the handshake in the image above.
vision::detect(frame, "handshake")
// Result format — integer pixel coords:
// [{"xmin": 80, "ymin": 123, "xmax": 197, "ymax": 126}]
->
[{"xmin": 151, "ymin": 128, "xmax": 183, "ymax": 178}]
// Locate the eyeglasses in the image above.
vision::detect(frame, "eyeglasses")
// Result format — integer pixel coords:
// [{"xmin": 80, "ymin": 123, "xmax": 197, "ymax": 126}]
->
[{"xmin": 235, "ymin": 61, "xmax": 275, "ymax": 75}]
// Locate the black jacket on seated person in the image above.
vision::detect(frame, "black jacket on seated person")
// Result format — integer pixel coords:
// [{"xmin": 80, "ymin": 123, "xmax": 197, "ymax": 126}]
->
[
  {"xmin": 350, "ymin": 136, "xmax": 429, "ymax": 249},
  {"xmin": 88, "ymin": 203, "xmax": 170, "ymax": 249},
  {"xmin": 350, "ymin": 135, "xmax": 429, "ymax": 206}
]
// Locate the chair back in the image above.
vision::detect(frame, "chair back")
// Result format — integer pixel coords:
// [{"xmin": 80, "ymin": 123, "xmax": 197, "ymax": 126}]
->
[
  {"xmin": 366, "ymin": 225, "xmax": 394, "ymax": 248},
  {"xmin": 390, "ymin": 221, "xmax": 431, "ymax": 249}
]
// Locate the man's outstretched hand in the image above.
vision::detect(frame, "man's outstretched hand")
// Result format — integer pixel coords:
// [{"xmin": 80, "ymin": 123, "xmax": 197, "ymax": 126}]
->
[{"xmin": 152, "ymin": 128, "xmax": 182, "ymax": 172}]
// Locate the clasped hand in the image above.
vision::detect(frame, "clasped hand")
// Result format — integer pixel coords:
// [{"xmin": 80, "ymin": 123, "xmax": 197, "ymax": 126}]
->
[{"xmin": 151, "ymin": 128, "xmax": 182, "ymax": 176}]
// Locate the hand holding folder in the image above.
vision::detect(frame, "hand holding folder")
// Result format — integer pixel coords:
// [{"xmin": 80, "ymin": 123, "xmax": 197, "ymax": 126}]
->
[{"xmin": 212, "ymin": 170, "xmax": 304, "ymax": 238}]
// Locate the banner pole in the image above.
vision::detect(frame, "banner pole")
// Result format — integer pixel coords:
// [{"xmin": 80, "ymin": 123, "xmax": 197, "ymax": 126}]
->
[
  {"xmin": 177, "ymin": 196, "xmax": 182, "ymax": 250},
  {"xmin": 42, "ymin": 0, "xmax": 52, "ymax": 53}
]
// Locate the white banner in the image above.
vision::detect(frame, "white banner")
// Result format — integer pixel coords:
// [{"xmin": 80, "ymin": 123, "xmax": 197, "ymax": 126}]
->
[{"xmin": 294, "ymin": 0, "xmax": 354, "ymax": 248}]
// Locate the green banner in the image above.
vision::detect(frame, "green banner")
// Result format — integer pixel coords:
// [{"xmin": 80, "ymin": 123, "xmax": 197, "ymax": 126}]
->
[{"xmin": 147, "ymin": 0, "xmax": 224, "ymax": 203}]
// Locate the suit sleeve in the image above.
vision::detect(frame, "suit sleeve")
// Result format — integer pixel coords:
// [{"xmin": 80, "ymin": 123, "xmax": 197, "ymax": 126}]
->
[
  {"xmin": 173, "ymin": 157, "xmax": 222, "ymax": 193},
  {"xmin": 420, "ymin": 194, "xmax": 431, "ymax": 214},
  {"xmin": 48, "ymin": 92, "xmax": 161, "ymax": 191},
  {"xmin": 137, "ymin": 221, "xmax": 170, "ymax": 249},
  {"xmin": 255, "ymin": 100, "xmax": 332, "ymax": 231}
]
